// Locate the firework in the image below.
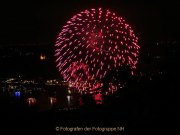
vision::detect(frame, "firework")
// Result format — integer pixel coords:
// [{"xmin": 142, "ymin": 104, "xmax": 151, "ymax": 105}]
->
[{"xmin": 55, "ymin": 8, "xmax": 140, "ymax": 93}]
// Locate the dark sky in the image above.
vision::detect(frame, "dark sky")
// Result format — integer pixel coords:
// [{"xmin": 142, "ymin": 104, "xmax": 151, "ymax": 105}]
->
[{"xmin": 0, "ymin": 0, "xmax": 180, "ymax": 45}]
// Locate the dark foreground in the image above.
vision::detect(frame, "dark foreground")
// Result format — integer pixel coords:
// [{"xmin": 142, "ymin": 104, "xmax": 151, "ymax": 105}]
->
[
  {"xmin": 0, "ymin": 73, "xmax": 177, "ymax": 135},
  {"xmin": 0, "ymin": 89, "xmax": 176, "ymax": 135}
]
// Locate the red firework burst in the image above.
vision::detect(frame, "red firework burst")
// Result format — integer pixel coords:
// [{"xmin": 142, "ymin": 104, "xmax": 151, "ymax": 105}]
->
[{"xmin": 55, "ymin": 8, "xmax": 140, "ymax": 93}]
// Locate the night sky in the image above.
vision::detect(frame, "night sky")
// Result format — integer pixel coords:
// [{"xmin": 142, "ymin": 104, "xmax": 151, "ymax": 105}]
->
[
  {"xmin": 0, "ymin": 0, "xmax": 180, "ymax": 45},
  {"xmin": 0, "ymin": 2, "xmax": 178, "ymax": 134}
]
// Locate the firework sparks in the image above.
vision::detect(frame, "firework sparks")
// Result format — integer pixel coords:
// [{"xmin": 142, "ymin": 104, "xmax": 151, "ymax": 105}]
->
[{"xmin": 55, "ymin": 8, "xmax": 140, "ymax": 93}]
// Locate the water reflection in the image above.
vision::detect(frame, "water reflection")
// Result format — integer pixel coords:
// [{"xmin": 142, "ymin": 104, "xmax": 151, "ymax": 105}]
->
[
  {"xmin": 67, "ymin": 95, "xmax": 72, "ymax": 107},
  {"xmin": 15, "ymin": 91, "xmax": 21, "ymax": 97},
  {"xmin": 27, "ymin": 98, "xmax": 37, "ymax": 106},
  {"xmin": 1, "ymin": 84, "xmax": 105, "ymax": 111},
  {"xmin": 49, "ymin": 97, "xmax": 57, "ymax": 105},
  {"xmin": 93, "ymin": 93, "xmax": 103, "ymax": 104}
]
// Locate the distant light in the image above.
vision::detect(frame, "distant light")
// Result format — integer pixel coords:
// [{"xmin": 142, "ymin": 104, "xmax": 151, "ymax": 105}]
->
[
  {"xmin": 49, "ymin": 97, "xmax": 57, "ymax": 105},
  {"xmin": 68, "ymin": 90, "xmax": 71, "ymax": 94},
  {"xmin": 67, "ymin": 95, "xmax": 71, "ymax": 106},
  {"xmin": 15, "ymin": 91, "xmax": 20, "ymax": 97},
  {"xmin": 94, "ymin": 93, "xmax": 103, "ymax": 104},
  {"xmin": 40, "ymin": 54, "xmax": 46, "ymax": 60},
  {"xmin": 27, "ymin": 98, "xmax": 36, "ymax": 106}
]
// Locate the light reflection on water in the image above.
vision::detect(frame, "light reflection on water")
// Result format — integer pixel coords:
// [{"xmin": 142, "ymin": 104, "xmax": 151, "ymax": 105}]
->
[
  {"xmin": 67, "ymin": 95, "xmax": 71, "ymax": 107},
  {"xmin": 49, "ymin": 97, "xmax": 57, "ymax": 105},
  {"xmin": 1, "ymin": 86, "xmax": 104, "ymax": 111},
  {"xmin": 25, "ymin": 92, "xmax": 103, "ymax": 111},
  {"xmin": 27, "ymin": 98, "xmax": 36, "ymax": 106}
]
